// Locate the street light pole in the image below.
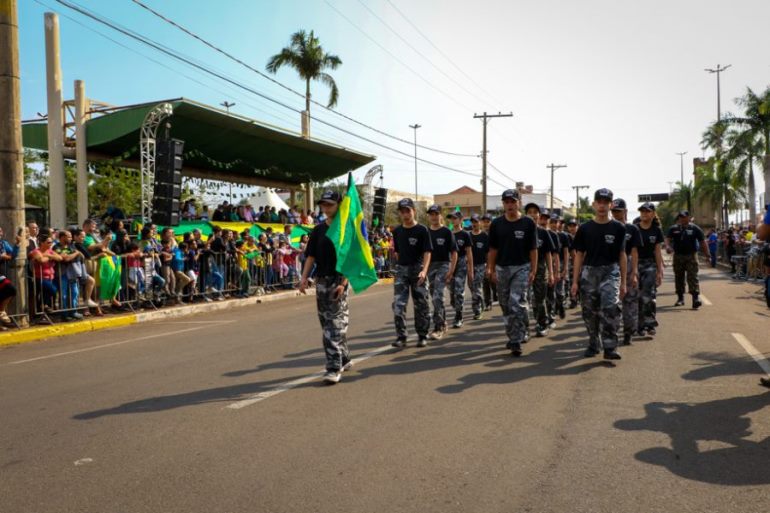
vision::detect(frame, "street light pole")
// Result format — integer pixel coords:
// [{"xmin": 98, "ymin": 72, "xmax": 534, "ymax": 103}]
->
[
  {"xmin": 704, "ymin": 64, "xmax": 731, "ymax": 121},
  {"xmin": 409, "ymin": 124, "xmax": 421, "ymax": 199},
  {"xmin": 676, "ymin": 151, "xmax": 688, "ymax": 185},
  {"xmin": 220, "ymin": 101, "xmax": 235, "ymax": 114},
  {"xmin": 547, "ymin": 163, "xmax": 567, "ymax": 211}
]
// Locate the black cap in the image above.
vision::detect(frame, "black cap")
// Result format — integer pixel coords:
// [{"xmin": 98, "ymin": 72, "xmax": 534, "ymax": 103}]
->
[
  {"xmin": 427, "ymin": 204, "xmax": 441, "ymax": 214},
  {"xmin": 317, "ymin": 190, "xmax": 341, "ymax": 204},
  {"xmin": 446, "ymin": 211, "xmax": 462, "ymax": 219},
  {"xmin": 481, "ymin": 213, "xmax": 492, "ymax": 221},
  {"xmin": 524, "ymin": 202, "xmax": 541, "ymax": 213},
  {"xmin": 594, "ymin": 188, "xmax": 614, "ymax": 201},
  {"xmin": 566, "ymin": 219, "xmax": 577, "ymax": 226},
  {"xmin": 470, "ymin": 214, "xmax": 480, "ymax": 222},
  {"xmin": 539, "ymin": 209, "xmax": 550, "ymax": 218},
  {"xmin": 501, "ymin": 189, "xmax": 520, "ymax": 201},
  {"xmin": 397, "ymin": 198, "xmax": 415, "ymax": 210},
  {"xmin": 677, "ymin": 210, "xmax": 691, "ymax": 218},
  {"xmin": 549, "ymin": 214, "xmax": 560, "ymax": 221},
  {"xmin": 611, "ymin": 198, "xmax": 627, "ymax": 210},
  {"xmin": 638, "ymin": 202, "xmax": 656, "ymax": 211}
]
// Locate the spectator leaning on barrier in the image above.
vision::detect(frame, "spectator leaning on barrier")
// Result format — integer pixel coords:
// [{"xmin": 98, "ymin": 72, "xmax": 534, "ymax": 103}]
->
[
  {"xmin": 29, "ymin": 234, "xmax": 65, "ymax": 320},
  {"xmin": 71, "ymin": 228, "xmax": 103, "ymax": 316},
  {"xmin": 0, "ymin": 226, "xmax": 20, "ymax": 278}
]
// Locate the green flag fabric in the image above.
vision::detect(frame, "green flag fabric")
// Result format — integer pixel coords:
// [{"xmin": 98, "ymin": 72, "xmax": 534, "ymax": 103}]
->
[
  {"xmin": 98, "ymin": 255, "xmax": 122, "ymax": 301},
  {"xmin": 326, "ymin": 173, "xmax": 378, "ymax": 293}
]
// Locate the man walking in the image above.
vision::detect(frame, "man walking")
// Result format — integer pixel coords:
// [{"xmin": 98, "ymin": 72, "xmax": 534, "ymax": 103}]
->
[
  {"xmin": 571, "ymin": 189, "xmax": 627, "ymax": 360},
  {"xmin": 487, "ymin": 190, "xmax": 537, "ymax": 357},
  {"xmin": 469, "ymin": 214, "xmax": 489, "ymax": 320},
  {"xmin": 481, "ymin": 213, "xmax": 498, "ymax": 310},
  {"xmin": 426, "ymin": 204, "xmax": 457, "ymax": 340},
  {"xmin": 610, "ymin": 198, "xmax": 642, "ymax": 346},
  {"xmin": 525, "ymin": 203, "xmax": 555, "ymax": 337},
  {"xmin": 449, "ymin": 212, "xmax": 473, "ymax": 328},
  {"xmin": 665, "ymin": 210, "xmax": 710, "ymax": 309}
]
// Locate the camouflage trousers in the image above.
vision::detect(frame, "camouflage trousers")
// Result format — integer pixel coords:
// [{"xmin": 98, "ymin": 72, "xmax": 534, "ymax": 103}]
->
[
  {"xmin": 546, "ymin": 280, "xmax": 556, "ymax": 324},
  {"xmin": 497, "ymin": 263, "xmax": 531, "ymax": 345},
  {"xmin": 483, "ymin": 275, "xmax": 498, "ymax": 306},
  {"xmin": 530, "ymin": 261, "xmax": 548, "ymax": 328},
  {"xmin": 471, "ymin": 264, "xmax": 486, "ymax": 316},
  {"xmin": 427, "ymin": 261, "xmax": 450, "ymax": 331},
  {"xmin": 554, "ymin": 275, "xmax": 567, "ymax": 315},
  {"xmin": 450, "ymin": 258, "xmax": 469, "ymax": 320},
  {"xmin": 673, "ymin": 253, "xmax": 700, "ymax": 296},
  {"xmin": 637, "ymin": 259, "xmax": 659, "ymax": 330},
  {"xmin": 393, "ymin": 264, "xmax": 431, "ymax": 339},
  {"xmin": 622, "ymin": 255, "xmax": 639, "ymax": 336},
  {"xmin": 315, "ymin": 276, "xmax": 351, "ymax": 372},
  {"xmin": 580, "ymin": 264, "xmax": 621, "ymax": 350}
]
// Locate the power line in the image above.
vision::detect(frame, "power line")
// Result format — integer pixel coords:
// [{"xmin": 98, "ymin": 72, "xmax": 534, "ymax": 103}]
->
[
  {"xmin": 52, "ymin": 0, "xmax": 478, "ymax": 179},
  {"xmin": 487, "ymin": 160, "xmax": 516, "ymax": 183},
  {"xmin": 129, "ymin": 0, "xmax": 477, "ymax": 158},
  {"xmin": 383, "ymin": 0, "xmax": 504, "ymax": 106}
]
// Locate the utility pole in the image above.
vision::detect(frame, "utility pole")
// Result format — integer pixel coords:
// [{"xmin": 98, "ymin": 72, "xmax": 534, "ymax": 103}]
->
[
  {"xmin": 45, "ymin": 12, "xmax": 66, "ymax": 228},
  {"xmin": 220, "ymin": 101, "xmax": 235, "ymax": 114},
  {"xmin": 409, "ymin": 123, "xmax": 421, "ymax": 199},
  {"xmin": 572, "ymin": 185, "xmax": 589, "ymax": 219},
  {"xmin": 675, "ymin": 151, "xmax": 688, "ymax": 185},
  {"xmin": 474, "ymin": 112, "xmax": 513, "ymax": 213},
  {"xmin": 0, "ymin": 0, "xmax": 28, "ymax": 324},
  {"xmin": 704, "ymin": 64, "xmax": 731, "ymax": 121},
  {"xmin": 546, "ymin": 163, "xmax": 567, "ymax": 211}
]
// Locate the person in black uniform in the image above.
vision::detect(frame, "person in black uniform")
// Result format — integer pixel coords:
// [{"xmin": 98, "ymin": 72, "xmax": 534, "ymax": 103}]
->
[
  {"xmin": 481, "ymin": 213, "xmax": 498, "ymax": 310},
  {"xmin": 469, "ymin": 214, "xmax": 489, "ymax": 320},
  {"xmin": 426, "ymin": 204, "xmax": 457, "ymax": 340},
  {"xmin": 665, "ymin": 210, "xmax": 710, "ymax": 308},
  {"xmin": 299, "ymin": 190, "xmax": 352, "ymax": 384},
  {"xmin": 525, "ymin": 203, "xmax": 555, "ymax": 337},
  {"xmin": 540, "ymin": 211, "xmax": 561, "ymax": 328},
  {"xmin": 571, "ymin": 188, "xmax": 628, "ymax": 360},
  {"xmin": 610, "ymin": 198, "xmax": 642, "ymax": 346},
  {"xmin": 391, "ymin": 198, "xmax": 433, "ymax": 348},
  {"xmin": 633, "ymin": 202, "xmax": 665, "ymax": 337},
  {"xmin": 566, "ymin": 219, "xmax": 579, "ymax": 308},
  {"xmin": 449, "ymin": 212, "xmax": 473, "ymax": 328},
  {"xmin": 554, "ymin": 217, "xmax": 571, "ymax": 319}
]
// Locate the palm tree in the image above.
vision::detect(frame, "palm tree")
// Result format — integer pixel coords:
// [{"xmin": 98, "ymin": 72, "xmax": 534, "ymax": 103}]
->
[
  {"xmin": 694, "ymin": 158, "xmax": 746, "ymax": 228},
  {"xmin": 668, "ymin": 181, "xmax": 694, "ymax": 213},
  {"xmin": 729, "ymin": 87, "xmax": 770, "ymax": 216},
  {"xmin": 266, "ymin": 30, "xmax": 342, "ymax": 118},
  {"xmin": 726, "ymin": 127, "xmax": 763, "ymax": 222},
  {"xmin": 701, "ymin": 119, "xmax": 729, "ymax": 157}
]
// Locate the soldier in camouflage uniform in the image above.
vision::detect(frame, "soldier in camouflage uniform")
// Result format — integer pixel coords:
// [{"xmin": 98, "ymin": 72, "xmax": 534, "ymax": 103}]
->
[
  {"xmin": 481, "ymin": 213, "xmax": 498, "ymax": 310},
  {"xmin": 391, "ymin": 198, "xmax": 433, "ymax": 348},
  {"xmin": 469, "ymin": 215, "xmax": 489, "ymax": 320},
  {"xmin": 526, "ymin": 203, "xmax": 555, "ymax": 337},
  {"xmin": 487, "ymin": 190, "xmax": 538, "ymax": 357},
  {"xmin": 634, "ymin": 202, "xmax": 665, "ymax": 336},
  {"xmin": 449, "ymin": 212, "xmax": 473, "ymax": 328},
  {"xmin": 611, "ymin": 198, "xmax": 642, "ymax": 346},
  {"xmin": 665, "ymin": 211, "xmax": 710, "ymax": 309},
  {"xmin": 426, "ymin": 204, "xmax": 457, "ymax": 340},
  {"xmin": 571, "ymin": 188, "xmax": 628, "ymax": 360},
  {"xmin": 300, "ymin": 190, "xmax": 352, "ymax": 384}
]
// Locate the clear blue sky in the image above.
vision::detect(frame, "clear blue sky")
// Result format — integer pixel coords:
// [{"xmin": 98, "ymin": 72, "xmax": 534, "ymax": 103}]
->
[{"xmin": 18, "ymin": 0, "xmax": 770, "ymax": 209}]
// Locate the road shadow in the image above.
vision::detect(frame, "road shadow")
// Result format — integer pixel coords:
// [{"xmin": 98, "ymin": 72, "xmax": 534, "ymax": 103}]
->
[
  {"xmin": 614, "ymin": 392, "xmax": 770, "ymax": 485},
  {"xmin": 681, "ymin": 352, "xmax": 767, "ymax": 382}
]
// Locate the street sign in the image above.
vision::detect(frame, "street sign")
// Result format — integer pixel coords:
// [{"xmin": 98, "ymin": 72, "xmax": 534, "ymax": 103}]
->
[{"xmin": 638, "ymin": 193, "xmax": 669, "ymax": 202}]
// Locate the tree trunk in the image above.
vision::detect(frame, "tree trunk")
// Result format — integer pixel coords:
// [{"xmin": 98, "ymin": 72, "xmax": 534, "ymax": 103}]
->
[
  {"xmin": 748, "ymin": 160, "xmax": 757, "ymax": 223},
  {"xmin": 305, "ymin": 79, "xmax": 311, "ymax": 116},
  {"xmin": 764, "ymin": 154, "xmax": 770, "ymax": 213}
]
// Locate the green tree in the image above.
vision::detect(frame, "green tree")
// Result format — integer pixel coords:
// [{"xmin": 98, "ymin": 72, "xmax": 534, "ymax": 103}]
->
[
  {"xmin": 694, "ymin": 158, "xmax": 746, "ymax": 228},
  {"xmin": 266, "ymin": 29, "xmax": 342, "ymax": 115},
  {"xmin": 668, "ymin": 181, "xmax": 694, "ymax": 213},
  {"xmin": 726, "ymin": 126, "xmax": 763, "ymax": 222}
]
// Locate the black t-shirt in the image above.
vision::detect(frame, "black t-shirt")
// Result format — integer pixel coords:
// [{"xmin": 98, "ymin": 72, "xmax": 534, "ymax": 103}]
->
[
  {"xmin": 762, "ymin": 244, "xmax": 770, "ymax": 268},
  {"xmin": 305, "ymin": 223, "xmax": 339, "ymax": 278},
  {"xmin": 429, "ymin": 226, "xmax": 457, "ymax": 263},
  {"xmin": 393, "ymin": 224, "xmax": 432, "ymax": 265},
  {"xmin": 536, "ymin": 227, "xmax": 555, "ymax": 262},
  {"xmin": 558, "ymin": 232, "xmax": 571, "ymax": 253},
  {"xmin": 637, "ymin": 224, "xmax": 665, "ymax": 260},
  {"xmin": 573, "ymin": 219, "xmax": 627, "ymax": 266},
  {"xmin": 547, "ymin": 230, "xmax": 560, "ymax": 254},
  {"xmin": 454, "ymin": 230, "xmax": 472, "ymax": 259},
  {"xmin": 488, "ymin": 215, "xmax": 537, "ymax": 266},
  {"xmin": 623, "ymin": 223, "xmax": 643, "ymax": 256},
  {"xmin": 666, "ymin": 223, "xmax": 705, "ymax": 255},
  {"xmin": 470, "ymin": 232, "xmax": 489, "ymax": 265}
]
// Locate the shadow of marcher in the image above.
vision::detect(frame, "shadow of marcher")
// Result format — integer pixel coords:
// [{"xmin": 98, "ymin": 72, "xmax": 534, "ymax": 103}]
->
[
  {"xmin": 614, "ymin": 392, "xmax": 770, "ymax": 485},
  {"xmin": 681, "ymin": 352, "xmax": 766, "ymax": 382}
]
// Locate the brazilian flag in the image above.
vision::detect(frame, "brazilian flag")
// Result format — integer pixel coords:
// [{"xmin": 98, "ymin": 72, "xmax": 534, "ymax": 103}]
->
[{"xmin": 327, "ymin": 173, "xmax": 378, "ymax": 293}]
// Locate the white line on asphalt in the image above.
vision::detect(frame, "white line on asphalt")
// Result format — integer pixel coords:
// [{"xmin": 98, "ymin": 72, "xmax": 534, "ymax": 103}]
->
[
  {"xmin": 226, "ymin": 343, "xmax": 396, "ymax": 409},
  {"xmin": 732, "ymin": 333, "xmax": 770, "ymax": 376},
  {"xmin": 699, "ymin": 294, "xmax": 713, "ymax": 306},
  {"xmin": 4, "ymin": 324, "xmax": 226, "ymax": 366}
]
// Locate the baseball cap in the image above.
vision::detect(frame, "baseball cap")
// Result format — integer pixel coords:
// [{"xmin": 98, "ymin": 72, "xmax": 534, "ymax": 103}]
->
[
  {"xmin": 501, "ymin": 189, "xmax": 520, "ymax": 201},
  {"xmin": 481, "ymin": 213, "xmax": 492, "ymax": 221},
  {"xmin": 594, "ymin": 188, "xmax": 614, "ymax": 201},
  {"xmin": 566, "ymin": 219, "xmax": 577, "ymax": 226},
  {"xmin": 427, "ymin": 204, "xmax": 441, "ymax": 214},
  {"xmin": 397, "ymin": 198, "xmax": 415, "ymax": 210},
  {"xmin": 446, "ymin": 211, "xmax": 462, "ymax": 219},
  {"xmin": 524, "ymin": 202, "xmax": 541, "ymax": 213},
  {"xmin": 549, "ymin": 214, "xmax": 560, "ymax": 221},
  {"xmin": 611, "ymin": 198, "xmax": 627, "ymax": 210},
  {"xmin": 470, "ymin": 214, "xmax": 480, "ymax": 222},
  {"xmin": 316, "ymin": 190, "xmax": 341, "ymax": 204},
  {"xmin": 638, "ymin": 202, "xmax": 656, "ymax": 211},
  {"xmin": 677, "ymin": 210, "xmax": 691, "ymax": 218}
]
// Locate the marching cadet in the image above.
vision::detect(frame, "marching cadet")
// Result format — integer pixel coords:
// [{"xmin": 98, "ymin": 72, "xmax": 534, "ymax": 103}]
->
[
  {"xmin": 610, "ymin": 198, "xmax": 643, "ymax": 346},
  {"xmin": 541, "ymin": 212, "xmax": 561, "ymax": 328},
  {"xmin": 633, "ymin": 202, "xmax": 665, "ymax": 337},
  {"xmin": 665, "ymin": 210, "xmax": 710, "ymax": 309},
  {"xmin": 469, "ymin": 214, "xmax": 489, "ymax": 320},
  {"xmin": 299, "ymin": 190, "xmax": 352, "ymax": 384},
  {"xmin": 487, "ymin": 190, "xmax": 538, "ymax": 357},
  {"xmin": 566, "ymin": 219, "xmax": 579, "ymax": 308},
  {"xmin": 449, "ymin": 212, "xmax": 474, "ymax": 328},
  {"xmin": 391, "ymin": 198, "xmax": 433, "ymax": 348},
  {"xmin": 481, "ymin": 213, "xmax": 498, "ymax": 311},
  {"xmin": 571, "ymin": 188, "xmax": 628, "ymax": 360},
  {"xmin": 525, "ymin": 203, "xmax": 555, "ymax": 337},
  {"xmin": 426, "ymin": 204, "xmax": 457, "ymax": 340},
  {"xmin": 553, "ymin": 217, "xmax": 571, "ymax": 319}
]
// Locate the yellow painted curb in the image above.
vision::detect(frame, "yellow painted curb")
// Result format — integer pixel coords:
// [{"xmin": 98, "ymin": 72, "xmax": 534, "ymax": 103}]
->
[
  {"xmin": 0, "ymin": 314, "xmax": 137, "ymax": 347},
  {"xmin": 379, "ymin": 278, "xmax": 395, "ymax": 284}
]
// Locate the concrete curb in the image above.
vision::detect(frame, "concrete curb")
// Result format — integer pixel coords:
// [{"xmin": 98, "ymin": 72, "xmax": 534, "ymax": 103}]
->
[{"xmin": 0, "ymin": 279, "xmax": 387, "ymax": 347}]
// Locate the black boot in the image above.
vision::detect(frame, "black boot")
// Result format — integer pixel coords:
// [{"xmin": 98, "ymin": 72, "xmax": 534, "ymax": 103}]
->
[
  {"xmin": 621, "ymin": 333, "xmax": 632, "ymax": 346},
  {"xmin": 692, "ymin": 294, "xmax": 702, "ymax": 310},
  {"xmin": 674, "ymin": 295, "xmax": 685, "ymax": 306}
]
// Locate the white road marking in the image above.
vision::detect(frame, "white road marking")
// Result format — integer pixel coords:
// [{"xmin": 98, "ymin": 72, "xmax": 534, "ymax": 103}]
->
[
  {"xmin": 73, "ymin": 458, "xmax": 93, "ymax": 466},
  {"xmin": 732, "ymin": 333, "xmax": 770, "ymax": 376},
  {"xmin": 226, "ymin": 343, "xmax": 396, "ymax": 409},
  {"xmin": 4, "ymin": 324, "xmax": 231, "ymax": 366},
  {"xmin": 699, "ymin": 294, "xmax": 713, "ymax": 306}
]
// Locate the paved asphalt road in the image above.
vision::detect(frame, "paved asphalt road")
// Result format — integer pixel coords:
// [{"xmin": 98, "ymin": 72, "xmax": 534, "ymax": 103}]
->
[{"xmin": 2, "ymin": 266, "xmax": 770, "ymax": 513}]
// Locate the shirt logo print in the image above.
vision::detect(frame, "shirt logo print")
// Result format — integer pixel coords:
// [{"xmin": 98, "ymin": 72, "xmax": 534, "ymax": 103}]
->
[
  {"xmin": 605, "ymin": 234, "xmax": 616, "ymax": 244},
  {"xmin": 436, "ymin": 238, "xmax": 445, "ymax": 246},
  {"xmin": 408, "ymin": 237, "xmax": 418, "ymax": 245},
  {"xmin": 514, "ymin": 230, "xmax": 525, "ymax": 239}
]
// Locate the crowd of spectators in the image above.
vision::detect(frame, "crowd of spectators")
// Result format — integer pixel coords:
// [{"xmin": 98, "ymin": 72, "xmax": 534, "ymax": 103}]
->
[
  {"xmin": 707, "ymin": 224, "xmax": 769, "ymax": 280},
  {"xmin": 181, "ymin": 198, "xmax": 321, "ymax": 225}
]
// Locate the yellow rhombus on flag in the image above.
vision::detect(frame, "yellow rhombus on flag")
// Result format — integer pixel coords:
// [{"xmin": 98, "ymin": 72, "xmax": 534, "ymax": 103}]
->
[{"xmin": 326, "ymin": 173, "xmax": 378, "ymax": 293}]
